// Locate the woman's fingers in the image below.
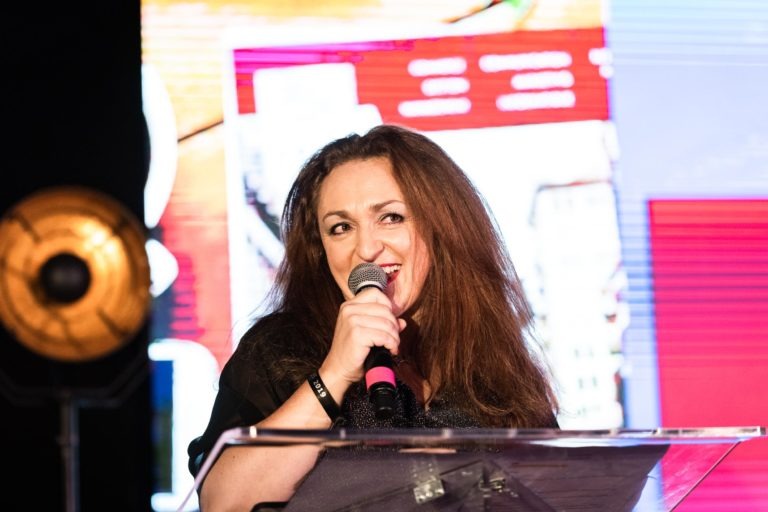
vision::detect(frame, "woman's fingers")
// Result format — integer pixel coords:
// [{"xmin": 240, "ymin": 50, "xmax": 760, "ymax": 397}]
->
[
  {"xmin": 323, "ymin": 289, "xmax": 402, "ymax": 383},
  {"xmin": 339, "ymin": 302, "xmax": 401, "ymax": 340},
  {"xmin": 337, "ymin": 304, "xmax": 401, "ymax": 354}
]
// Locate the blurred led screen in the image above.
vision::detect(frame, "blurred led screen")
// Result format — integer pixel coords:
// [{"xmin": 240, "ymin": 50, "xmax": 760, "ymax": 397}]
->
[{"xmin": 141, "ymin": 1, "xmax": 768, "ymax": 510}]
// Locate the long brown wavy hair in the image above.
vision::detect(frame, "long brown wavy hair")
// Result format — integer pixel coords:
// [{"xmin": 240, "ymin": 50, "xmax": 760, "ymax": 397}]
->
[{"xmin": 268, "ymin": 124, "xmax": 558, "ymax": 427}]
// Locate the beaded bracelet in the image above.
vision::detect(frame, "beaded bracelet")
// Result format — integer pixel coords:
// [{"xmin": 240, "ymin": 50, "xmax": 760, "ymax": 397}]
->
[{"xmin": 307, "ymin": 372, "xmax": 346, "ymax": 427}]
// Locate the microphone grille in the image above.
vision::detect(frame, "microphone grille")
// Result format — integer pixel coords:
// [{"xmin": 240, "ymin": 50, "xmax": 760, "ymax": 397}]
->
[{"xmin": 348, "ymin": 263, "xmax": 387, "ymax": 295}]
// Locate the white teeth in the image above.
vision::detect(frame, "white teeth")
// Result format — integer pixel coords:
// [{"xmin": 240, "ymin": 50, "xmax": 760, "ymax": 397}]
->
[{"xmin": 382, "ymin": 265, "xmax": 401, "ymax": 275}]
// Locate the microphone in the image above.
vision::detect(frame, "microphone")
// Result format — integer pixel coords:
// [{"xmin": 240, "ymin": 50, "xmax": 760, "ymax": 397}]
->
[{"xmin": 347, "ymin": 262, "xmax": 397, "ymax": 420}]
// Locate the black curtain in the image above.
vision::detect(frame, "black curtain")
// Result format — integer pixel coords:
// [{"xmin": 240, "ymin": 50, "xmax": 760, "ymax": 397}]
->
[{"xmin": 2, "ymin": 2, "xmax": 152, "ymax": 511}]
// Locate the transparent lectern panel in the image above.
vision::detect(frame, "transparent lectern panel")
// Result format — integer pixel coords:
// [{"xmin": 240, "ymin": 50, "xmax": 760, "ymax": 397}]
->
[{"xmin": 178, "ymin": 427, "xmax": 766, "ymax": 512}]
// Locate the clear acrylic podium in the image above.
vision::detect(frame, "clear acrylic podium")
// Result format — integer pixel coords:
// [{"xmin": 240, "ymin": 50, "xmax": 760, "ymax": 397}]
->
[{"xmin": 179, "ymin": 426, "xmax": 765, "ymax": 511}]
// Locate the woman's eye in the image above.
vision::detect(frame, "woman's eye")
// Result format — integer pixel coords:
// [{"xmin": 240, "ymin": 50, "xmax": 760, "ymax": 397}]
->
[
  {"xmin": 329, "ymin": 222, "xmax": 351, "ymax": 235},
  {"xmin": 382, "ymin": 213, "xmax": 405, "ymax": 224}
]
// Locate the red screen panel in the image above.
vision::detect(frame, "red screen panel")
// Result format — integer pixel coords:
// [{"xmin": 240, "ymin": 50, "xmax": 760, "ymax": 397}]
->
[
  {"xmin": 233, "ymin": 27, "xmax": 609, "ymax": 131},
  {"xmin": 649, "ymin": 199, "xmax": 768, "ymax": 510}
]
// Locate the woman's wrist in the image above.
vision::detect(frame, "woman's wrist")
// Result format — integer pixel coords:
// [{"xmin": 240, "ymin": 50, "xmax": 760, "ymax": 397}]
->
[{"xmin": 307, "ymin": 371, "xmax": 346, "ymax": 427}]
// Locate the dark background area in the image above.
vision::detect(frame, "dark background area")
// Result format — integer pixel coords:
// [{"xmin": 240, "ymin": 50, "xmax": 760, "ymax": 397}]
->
[{"xmin": 2, "ymin": 1, "xmax": 152, "ymax": 510}]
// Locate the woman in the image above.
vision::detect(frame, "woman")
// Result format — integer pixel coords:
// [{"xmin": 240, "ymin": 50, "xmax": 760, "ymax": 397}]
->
[{"xmin": 188, "ymin": 124, "xmax": 559, "ymax": 511}]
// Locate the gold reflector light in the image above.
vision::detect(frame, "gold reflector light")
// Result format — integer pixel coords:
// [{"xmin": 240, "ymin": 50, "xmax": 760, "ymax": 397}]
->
[{"xmin": 0, "ymin": 186, "xmax": 151, "ymax": 362}]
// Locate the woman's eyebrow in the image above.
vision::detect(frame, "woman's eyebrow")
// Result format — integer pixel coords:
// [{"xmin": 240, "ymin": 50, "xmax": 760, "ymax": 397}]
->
[
  {"xmin": 320, "ymin": 200, "xmax": 405, "ymax": 222},
  {"xmin": 321, "ymin": 209, "xmax": 349, "ymax": 222},
  {"xmin": 369, "ymin": 199, "xmax": 404, "ymax": 212}
]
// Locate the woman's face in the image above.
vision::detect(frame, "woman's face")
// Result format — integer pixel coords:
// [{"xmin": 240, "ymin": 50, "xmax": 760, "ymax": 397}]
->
[{"xmin": 316, "ymin": 157, "xmax": 430, "ymax": 317}]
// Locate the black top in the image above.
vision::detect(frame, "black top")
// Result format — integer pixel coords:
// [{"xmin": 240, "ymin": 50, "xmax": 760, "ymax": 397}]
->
[{"xmin": 187, "ymin": 312, "xmax": 557, "ymax": 477}]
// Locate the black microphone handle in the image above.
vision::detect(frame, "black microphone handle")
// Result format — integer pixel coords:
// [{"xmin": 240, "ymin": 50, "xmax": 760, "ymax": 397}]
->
[{"xmin": 364, "ymin": 347, "xmax": 397, "ymax": 420}]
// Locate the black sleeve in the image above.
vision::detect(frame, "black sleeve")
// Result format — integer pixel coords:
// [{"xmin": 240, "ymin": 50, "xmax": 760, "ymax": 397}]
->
[{"xmin": 186, "ymin": 314, "xmax": 304, "ymax": 477}]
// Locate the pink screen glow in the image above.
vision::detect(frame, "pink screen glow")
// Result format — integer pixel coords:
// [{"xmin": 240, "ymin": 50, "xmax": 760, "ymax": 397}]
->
[{"xmin": 650, "ymin": 199, "xmax": 768, "ymax": 510}]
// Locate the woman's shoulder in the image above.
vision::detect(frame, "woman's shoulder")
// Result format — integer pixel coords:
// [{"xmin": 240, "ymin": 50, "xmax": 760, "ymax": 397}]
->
[
  {"xmin": 233, "ymin": 311, "xmax": 319, "ymax": 368},
  {"xmin": 221, "ymin": 311, "xmax": 308, "ymax": 389},
  {"xmin": 238, "ymin": 311, "xmax": 303, "ymax": 349},
  {"xmin": 246, "ymin": 310, "xmax": 301, "ymax": 331}
]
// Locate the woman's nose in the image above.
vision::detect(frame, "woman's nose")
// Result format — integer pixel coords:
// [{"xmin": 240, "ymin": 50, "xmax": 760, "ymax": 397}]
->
[{"xmin": 356, "ymin": 226, "xmax": 384, "ymax": 261}]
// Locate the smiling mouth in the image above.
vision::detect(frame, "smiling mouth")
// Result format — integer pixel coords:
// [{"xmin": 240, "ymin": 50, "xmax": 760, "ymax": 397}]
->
[{"xmin": 380, "ymin": 264, "xmax": 401, "ymax": 284}]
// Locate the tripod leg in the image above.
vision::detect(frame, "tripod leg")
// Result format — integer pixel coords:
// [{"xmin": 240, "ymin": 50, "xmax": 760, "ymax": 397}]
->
[{"xmin": 59, "ymin": 391, "xmax": 80, "ymax": 512}]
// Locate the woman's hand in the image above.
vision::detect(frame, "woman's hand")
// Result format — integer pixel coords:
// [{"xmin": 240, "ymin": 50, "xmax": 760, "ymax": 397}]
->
[{"xmin": 320, "ymin": 287, "xmax": 406, "ymax": 386}]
